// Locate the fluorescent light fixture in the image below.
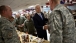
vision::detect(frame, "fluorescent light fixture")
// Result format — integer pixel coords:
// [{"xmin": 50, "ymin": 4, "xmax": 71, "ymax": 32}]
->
[
  {"xmin": 19, "ymin": 9, "xmax": 22, "ymax": 11},
  {"xmin": 28, "ymin": 5, "xmax": 35, "ymax": 9}
]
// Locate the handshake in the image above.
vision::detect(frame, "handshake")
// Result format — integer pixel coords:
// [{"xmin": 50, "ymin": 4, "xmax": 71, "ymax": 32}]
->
[{"xmin": 43, "ymin": 25, "xmax": 49, "ymax": 30}]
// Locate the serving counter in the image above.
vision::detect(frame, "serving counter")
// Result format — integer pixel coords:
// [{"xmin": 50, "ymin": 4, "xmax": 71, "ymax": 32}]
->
[{"xmin": 17, "ymin": 30, "xmax": 50, "ymax": 43}]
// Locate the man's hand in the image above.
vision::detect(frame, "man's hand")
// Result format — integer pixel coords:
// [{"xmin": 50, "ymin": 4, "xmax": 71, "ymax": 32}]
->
[{"xmin": 43, "ymin": 25, "xmax": 48, "ymax": 30}]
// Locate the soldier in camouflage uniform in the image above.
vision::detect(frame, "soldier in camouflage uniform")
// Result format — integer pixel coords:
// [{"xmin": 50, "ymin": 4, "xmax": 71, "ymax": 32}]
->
[
  {"xmin": 0, "ymin": 5, "xmax": 20, "ymax": 43},
  {"xmin": 24, "ymin": 14, "xmax": 36, "ymax": 36},
  {"xmin": 15, "ymin": 14, "xmax": 26, "ymax": 32},
  {"xmin": 49, "ymin": 0, "xmax": 76, "ymax": 43}
]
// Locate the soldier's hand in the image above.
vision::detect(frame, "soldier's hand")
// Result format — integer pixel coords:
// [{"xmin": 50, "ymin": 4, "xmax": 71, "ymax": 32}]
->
[
  {"xmin": 18, "ymin": 25, "xmax": 21, "ymax": 27},
  {"xmin": 21, "ymin": 24, "xmax": 24, "ymax": 27}
]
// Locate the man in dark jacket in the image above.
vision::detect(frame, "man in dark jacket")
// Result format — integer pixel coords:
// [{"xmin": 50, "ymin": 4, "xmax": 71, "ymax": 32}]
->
[{"xmin": 33, "ymin": 4, "xmax": 48, "ymax": 40}]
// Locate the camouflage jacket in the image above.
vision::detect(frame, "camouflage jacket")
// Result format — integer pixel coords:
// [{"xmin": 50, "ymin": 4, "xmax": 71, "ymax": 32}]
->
[
  {"xmin": 16, "ymin": 16, "xmax": 26, "ymax": 25},
  {"xmin": 49, "ymin": 4, "xmax": 76, "ymax": 43},
  {"xmin": 15, "ymin": 16, "xmax": 26, "ymax": 32},
  {"xmin": 24, "ymin": 18, "xmax": 36, "ymax": 34},
  {"xmin": 0, "ymin": 17, "xmax": 20, "ymax": 43}
]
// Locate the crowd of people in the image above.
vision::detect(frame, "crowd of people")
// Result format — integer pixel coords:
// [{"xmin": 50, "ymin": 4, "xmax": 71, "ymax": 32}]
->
[{"xmin": 0, "ymin": 0, "xmax": 76, "ymax": 43}]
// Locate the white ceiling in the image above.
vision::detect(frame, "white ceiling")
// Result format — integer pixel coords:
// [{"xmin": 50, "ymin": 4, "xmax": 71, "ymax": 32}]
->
[{"xmin": 0, "ymin": 0, "xmax": 48, "ymax": 11}]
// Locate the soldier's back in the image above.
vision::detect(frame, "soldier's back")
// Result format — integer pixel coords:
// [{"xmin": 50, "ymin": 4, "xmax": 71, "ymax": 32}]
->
[{"xmin": 50, "ymin": 4, "xmax": 76, "ymax": 43}]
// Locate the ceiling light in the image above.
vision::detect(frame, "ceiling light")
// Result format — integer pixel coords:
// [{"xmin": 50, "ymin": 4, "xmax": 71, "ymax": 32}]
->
[
  {"xmin": 28, "ymin": 5, "xmax": 35, "ymax": 9},
  {"xmin": 48, "ymin": 0, "xmax": 49, "ymax": 1}
]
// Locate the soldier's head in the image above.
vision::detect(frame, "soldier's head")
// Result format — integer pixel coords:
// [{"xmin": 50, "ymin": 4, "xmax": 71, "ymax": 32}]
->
[
  {"xmin": 35, "ymin": 4, "xmax": 41, "ymax": 13},
  {"xmin": 0, "ymin": 5, "xmax": 12, "ymax": 18},
  {"xmin": 26, "ymin": 14, "xmax": 31, "ymax": 20},
  {"xmin": 16, "ymin": 14, "xmax": 20, "ymax": 18},
  {"xmin": 49, "ymin": 0, "xmax": 60, "ymax": 10}
]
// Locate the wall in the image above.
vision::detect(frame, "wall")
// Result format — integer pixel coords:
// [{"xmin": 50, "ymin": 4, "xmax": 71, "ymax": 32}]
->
[{"xmin": 67, "ymin": 4, "xmax": 76, "ymax": 10}]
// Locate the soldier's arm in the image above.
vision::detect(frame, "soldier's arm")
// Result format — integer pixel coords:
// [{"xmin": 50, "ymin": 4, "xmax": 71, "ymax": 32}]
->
[
  {"xmin": 1, "ymin": 25, "xmax": 15, "ymax": 43},
  {"xmin": 15, "ymin": 19, "xmax": 18, "ymax": 27},
  {"xmin": 49, "ymin": 11, "xmax": 63, "ymax": 43},
  {"xmin": 24, "ymin": 20, "xmax": 28, "ymax": 33},
  {"xmin": 0, "ymin": 31, "xmax": 4, "ymax": 43},
  {"xmin": 23, "ymin": 16, "xmax": 26, "ymax": 22}
]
